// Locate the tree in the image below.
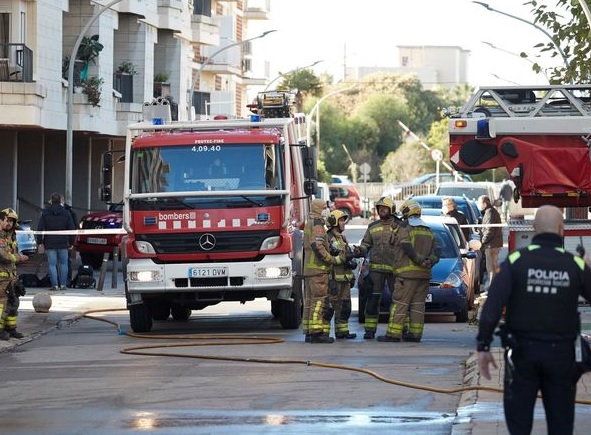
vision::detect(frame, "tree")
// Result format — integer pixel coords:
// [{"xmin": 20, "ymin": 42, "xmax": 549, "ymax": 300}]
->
[
  {"xmin": 278, "ymin": 69, "xmax": 323, "ymax": 112},
  {"xmin": 526, "ymin": 0, "xmax": 591, "ymax": 83}
]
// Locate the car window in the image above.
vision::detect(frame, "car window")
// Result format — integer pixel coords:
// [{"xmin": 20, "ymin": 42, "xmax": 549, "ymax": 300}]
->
[
  {"xmin": 436, "ymin": 186, "xmax": 488, "ymax": 201},
  {"xmin": 433, "ymin": 227, "xmax": 458, "ymax": 259},
  {"xmin": 444, "ymin": 223, "xmax": 466, "ymax": 249}
]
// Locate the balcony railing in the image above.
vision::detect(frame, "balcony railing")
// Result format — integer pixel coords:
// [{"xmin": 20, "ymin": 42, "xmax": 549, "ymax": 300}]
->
[{"xmin": 0, "ymin": 43, "xmax": 33, "ymax": 82}]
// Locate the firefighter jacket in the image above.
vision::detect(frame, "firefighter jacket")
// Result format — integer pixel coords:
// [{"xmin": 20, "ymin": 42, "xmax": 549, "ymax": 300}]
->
[
  {"xmin": 0, "ymin": 229, "xmax": 19, "ymax": 281},
  {"xmin": 357, "ymin": 216, "xmax": 398, "ymax": 274},
  {"xmin": 479, "ymin": 205, "xmax": 503, "ymax": 248},
  {"xmin": 327, "ymin": 229, "xmax": 355, "ymax": 283},
  {"xmin": 477, "ymin": 232, "xmax": 591, "ymax": 347},
  {"xmin": 303, "ymin": 201, "xmax": 344, "ymax": 275},
  {"xmin": 394, "ymin": 218, "xmax": 440, "ymax": 279}
]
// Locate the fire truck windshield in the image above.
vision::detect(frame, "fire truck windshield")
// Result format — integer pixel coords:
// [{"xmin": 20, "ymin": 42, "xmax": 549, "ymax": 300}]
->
[{"xmin": 131, "ymin": 143, "xmax": 283, "ymax": 196}]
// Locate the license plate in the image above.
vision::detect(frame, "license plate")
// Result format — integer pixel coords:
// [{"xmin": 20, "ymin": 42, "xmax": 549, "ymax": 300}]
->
[
  {"xmin": 87, "ymin": 237, "xmax": 107, "ymax": 245},
  {"xmin": 425, "ymin": 293, "xmax": 432, "ymax": 303},
  {"xmin": 189, "ymin": 267, "xmax": 228, "ymax": 278}
]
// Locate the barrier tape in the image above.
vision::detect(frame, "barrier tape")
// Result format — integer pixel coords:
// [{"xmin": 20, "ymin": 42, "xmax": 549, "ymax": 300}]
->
[{"xmin": 16, "ymin": 229, "xmax": 127, "ymax": 236}]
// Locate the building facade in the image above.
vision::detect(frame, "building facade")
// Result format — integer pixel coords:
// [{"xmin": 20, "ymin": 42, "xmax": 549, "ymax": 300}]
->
[{"xmin": 0, "ymin": 0, "xmax": 270, "ymax": 225}]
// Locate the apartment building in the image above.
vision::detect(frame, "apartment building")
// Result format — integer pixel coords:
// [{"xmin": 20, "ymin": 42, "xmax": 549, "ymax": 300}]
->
[{"xmin": 0, "ymin": 0, "xmax": 270, "ymax": 224}]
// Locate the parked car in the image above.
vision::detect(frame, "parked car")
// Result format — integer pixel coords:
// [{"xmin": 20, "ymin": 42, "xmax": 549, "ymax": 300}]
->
[
  {"xmin": 411, "ymin": 195, "xmax": 481, "ymax": 233},
  {"xmin": 330, "ymin": 174, "xmax": 353, "ymax": 185},
  {"xmin": 435, "ymin": 181, "xmax": 500, "ymax": 206},
  {"xmin": 329, "ymin": 184, "xmax": 363, "ymax": 218},
  {"xmin": 73, "ymin": 202, "xmax": 124, "ymax": 269},
  {"xmin": 383, "ymin": 173, "xmax": 473, "ymax": 200},
  {"xmin": 15, "ymin": 221, "xmax": 38, "ymax": 255},
  {"xmin": 357, "ymin": 215, "xmax": 481, "ymax": 323}
]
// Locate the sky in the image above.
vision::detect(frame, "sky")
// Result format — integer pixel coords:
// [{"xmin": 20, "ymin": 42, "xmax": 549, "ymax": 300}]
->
[{"xmin": 247, "ymin": 0, "xmax": 560, "ymax": 89}]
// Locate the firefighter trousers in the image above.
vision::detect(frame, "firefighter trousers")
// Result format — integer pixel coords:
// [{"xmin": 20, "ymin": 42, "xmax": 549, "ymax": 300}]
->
[
  {"xmin": 364, "ymin": 271, "xmax": 395, "ymax": 333},
  {"xmin": 385, "ymin": 276, "xmax": 429, "ymax": 340},
  {"xmin": 328, "ymin": 280, "xmax": 353, "ymax": 335},
  {"xmin": 303, "ymin": 272, "xmax": 333, "ymax": 336}
]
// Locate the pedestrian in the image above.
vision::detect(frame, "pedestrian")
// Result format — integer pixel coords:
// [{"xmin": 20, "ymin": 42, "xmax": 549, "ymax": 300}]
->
[
  {"xmin": 441, "ymin": 196, "xmax": 471, "ymax": 240},
  {"xmin": 378, "ymin": 199, "xmax": 439, "ymax": 343},
  {"xmin": 353, "ymin": 196, "xmax": 398, "ymax": 339},
  {"xmin": 0, "ymin": 208, "xmax": 28, "ymax": 339},
  {"xmin": 0, "ymin": 209, "xmax": 28, "ymax": 340},
  {"xmin": 302, "ymin": 199, "xmax": 344, "ymax": 343},
  {"xmin": 63, "ymin": 202, "xmax": 78, "ymax": 286},
  {"xmin": 326, "ymin": 210, "xmax": 357, "ymax": 340},
  {"xmin": 477, "ymin": 195, "xmax": 503, "ymax": 290},
  {"xmin": 477, "ymin": 205, "xmax": 591, "ymax": 434},
  {"xmin": 36, "ymin": 193, "xmax": 76, "ymax": 290},
  {"xmin": 499, "ymin": 179, "xmax": 514, "ymax": 222}
]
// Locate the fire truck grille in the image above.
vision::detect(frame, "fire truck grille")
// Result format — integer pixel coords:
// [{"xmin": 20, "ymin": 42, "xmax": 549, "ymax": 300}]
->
[{"xmin": 136, "ymin": 230, "xmax": 279, "ymax": 254}]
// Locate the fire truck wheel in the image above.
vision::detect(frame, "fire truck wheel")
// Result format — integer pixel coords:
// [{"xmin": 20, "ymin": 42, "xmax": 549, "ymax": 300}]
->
[
  {"xmin": 455, "ymin": 306, "xmax": 469, "ymax": 323},
  {"xmin": 152, "ymin": 301, "xmax": 171, "ymax": 321},
  {"xmin": 129, "ymin": 303, "xmax": 153, "ymax": 333},
  {"xmin": 279, "ymin": 277, "xmax": 303, "ymax": 329},
  {"xmin": 171, "ymin": 304, "xmax": 191, "ymax": 322}
]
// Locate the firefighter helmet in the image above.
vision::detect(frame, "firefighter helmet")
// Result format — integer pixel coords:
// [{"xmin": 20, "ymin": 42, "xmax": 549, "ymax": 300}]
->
[
  {"xmin": 400, "ymin": 199, "xmax": 421, "ymax": 218},
  {"xmin": 2, "ymin": 208, "xmax": 18, "ymax": 221},
  {"xmin": 375, "ymin": 196, "xmax": 394, "ymax": 214},
  {"xmin": 326, "ymin": 210, "xmax": 348, "ymax": 228}
]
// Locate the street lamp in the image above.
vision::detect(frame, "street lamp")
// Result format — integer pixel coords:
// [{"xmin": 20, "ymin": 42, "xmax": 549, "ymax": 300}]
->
[
  {"xmin": 66, "ymin": 0, "xmax": 125, "ymax": 206},
  {"xmin": 263, "ymin": 60, "xmax": 323, "ymax": 92},
  {"xmin": 188, "ymin": 29, "xmax": 277, "ymax": 120},
  {"xmin": 472, "ymin": 1, "xmax": 569, "ymax": 69},
  {"xmin": 306, "ymin": 84, "xmax": 357, "ymax": 152}
]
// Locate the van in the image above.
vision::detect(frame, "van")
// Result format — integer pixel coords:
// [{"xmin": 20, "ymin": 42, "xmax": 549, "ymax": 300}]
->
[
  {"xmin": 315, "ymin": 182, "xmax": 333, "ymax": 209},
  {"xmin": 329, "ymin": 184, "xmax": 362, "ymax": 218}
]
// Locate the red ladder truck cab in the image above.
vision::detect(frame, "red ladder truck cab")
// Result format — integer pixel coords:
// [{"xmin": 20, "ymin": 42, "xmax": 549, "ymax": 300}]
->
[
  {"xmin": 101, "ymin": 91, "xmax": 318, "ymax": 333},
  {"xmin": 448, "ymin": 85, "xmax": 591, "ymax": 257}
]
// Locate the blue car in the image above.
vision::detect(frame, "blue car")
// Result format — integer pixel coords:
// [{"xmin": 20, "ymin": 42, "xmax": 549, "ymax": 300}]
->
[{"xmin": 357, "ymin": 216, "xmax": 479, "ymax": 323}]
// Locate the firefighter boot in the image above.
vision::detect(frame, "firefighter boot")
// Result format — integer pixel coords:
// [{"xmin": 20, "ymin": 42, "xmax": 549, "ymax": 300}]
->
[
  {"xmin": 336, "ymin": 332, "xmax": 357, "ymax": 339},
  {"xmin": 377, "ymin": 335, "xmax": 402, "ymax": 342},
  {"xmin": 310, "ymin": 333, "xmax": 335, "ymax": 344},
  {"xmin": 363, "ymin": 331, "xmax": 375, "ymax": 340},
  {"xmin": 0, "ymin": 330, "xmax": 10, "ymax": 341},
  {"xmin": 6, "ymin": 328, "xmax": 24, "ymax": 339}
]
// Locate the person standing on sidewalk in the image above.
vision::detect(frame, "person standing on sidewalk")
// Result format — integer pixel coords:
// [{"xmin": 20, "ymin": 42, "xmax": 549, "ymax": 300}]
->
[
  {"xmin": 378, "ymin": 200, "xmax": 439, "ymax": 343},
  {"xmin": 326, "ymin": 210, "xmax": 357, "ymax": 340},
  {"xmin": 477, "ymin": 195, "xmax": 503, "ymax": 290},
  {"xmin": 353, "ymin": 197, "xmax": 398, "ymax": 339},
  {"xmin": 36, "ymin": 193, "xmax": 75, "ymax": 290},
  {"xmin": 0, "ymin": 209, "xmax": 28, "ymax": 340},
  {"xmin": 477, "ymin": 205, "xmax": 591, "ymax": 434},
  {"xmin": 302, "ymin": 199, "xmax": 344, "ymax": 343},
  {"xmin": 1, "ymin": 208, "xmax": 28, "ymax": 338}
]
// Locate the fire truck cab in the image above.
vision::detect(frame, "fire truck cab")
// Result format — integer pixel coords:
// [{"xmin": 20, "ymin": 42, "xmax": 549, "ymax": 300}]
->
[{"xmin": 102, "ymin": 92, "xmax": 318, "ymax": 333}]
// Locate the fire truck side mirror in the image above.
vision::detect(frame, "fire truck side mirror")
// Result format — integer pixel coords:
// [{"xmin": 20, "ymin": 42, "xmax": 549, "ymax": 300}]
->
[
  {"xmin": 302, "ymin": 146, "xmax": 318, "ymax": 181},
  {"xmin": 304, "ymin": 180, "xmax": 318, "ymax": 196},
  {"xmin": 100, "ymin": 152, "xmax": 113, "ymax": 203}
]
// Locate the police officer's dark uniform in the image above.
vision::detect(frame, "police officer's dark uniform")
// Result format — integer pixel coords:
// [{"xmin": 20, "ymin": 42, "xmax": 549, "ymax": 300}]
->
[{"xmin": 477, "ymin": 220, "xmax": 591, "ymax": 434}]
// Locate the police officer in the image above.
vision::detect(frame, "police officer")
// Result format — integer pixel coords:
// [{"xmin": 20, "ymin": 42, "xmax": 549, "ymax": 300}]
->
[
  {"xmin": 477, "ymin": 205, "xmax": 591, "ymax": 434},
  {"xmin": 326, "ymin": 210, "xmax": 357, "ymax": 339},
  {"xmin": 378, "ymin": 199, "xmax": 439, "ymax": 342},
  {"xmin": 302, "ymin": 199, "xmax": 345, "ymax": 343},
  {"xmin": 354, "ymin": 196, "xmax": 398, "ymax": 339}
]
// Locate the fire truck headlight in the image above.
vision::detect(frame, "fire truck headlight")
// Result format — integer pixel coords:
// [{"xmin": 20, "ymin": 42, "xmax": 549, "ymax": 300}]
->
[
  {"xmin": 134, "ymin": 241, "xmax": 156, "ymax": 254},
  {"xmin": 260, "ymin": 236, "xmax": 280, "ymax": 251},
  {"xmin": 255, "ymin": 266, "xmax": 290, "ymax": 279},
  {"xmin": 128, "ymin": 270, "xmax": 161, "ymax": 282}
]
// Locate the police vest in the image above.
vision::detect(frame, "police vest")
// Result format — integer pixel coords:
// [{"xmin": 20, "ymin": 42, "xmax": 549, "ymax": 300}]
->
[{"xmin": 505, "ymin": 244, "xmax": 584, "ymax": 335}]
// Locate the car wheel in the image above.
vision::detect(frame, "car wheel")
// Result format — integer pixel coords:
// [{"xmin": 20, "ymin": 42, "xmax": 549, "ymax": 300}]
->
[{"xmin": 80, "ymin": 252, "xmax": 104, "ymax": 270}]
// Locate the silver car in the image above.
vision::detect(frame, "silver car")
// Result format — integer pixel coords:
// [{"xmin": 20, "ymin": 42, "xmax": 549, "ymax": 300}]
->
[{"xmin": 16, "ymin": 221, "xmax": 38, "ymax": 255}]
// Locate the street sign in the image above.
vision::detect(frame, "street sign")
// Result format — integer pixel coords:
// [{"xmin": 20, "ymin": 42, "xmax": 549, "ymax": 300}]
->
[
  {"xmin": 431, "ymin": 149, "xmax": 443, "ymax": 162},
  {"xmin": 360, "ymin": 162, "xmax": 371, "ymax": 175}
]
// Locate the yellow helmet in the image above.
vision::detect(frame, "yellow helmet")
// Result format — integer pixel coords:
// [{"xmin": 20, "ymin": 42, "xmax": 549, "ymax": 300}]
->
[
  {"xmin": 2, "ymin": 207, "xmax": 18, "ymax": 221},
  {"xmin": 400, "ymin": 199, "xmax": 421, "ymax": 218},
  {"xmin": 375, "ymin": 196, "xmax": 394, "ymax": 214},
  {"xmin": 326, "ymin": 209, "xmax": 348, "ymax": 228}
]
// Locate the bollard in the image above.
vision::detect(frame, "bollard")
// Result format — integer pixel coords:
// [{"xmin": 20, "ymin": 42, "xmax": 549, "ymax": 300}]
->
[
  {"xmin": 96, "ymin": 252, "xmax": 110, "ymax": 291},
  {"xmin": 111, "ymin": 246, "xmax": 119, "ymax": 288}
]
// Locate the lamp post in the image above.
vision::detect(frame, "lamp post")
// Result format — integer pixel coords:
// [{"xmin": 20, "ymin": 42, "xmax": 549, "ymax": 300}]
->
[
  {"xmin": 472, "ymin": 1, "xmax": 569, "ymax": 69},
  {"xmin": 263, "ymin": 60, "xmax": 323, "ymax": 92},
  {"xmin": 188, "ymin": 29, "xmax": 277, "ymax": 120},
  {"xmin": 65, "ymin": 0, "xmax": 125, "ymax": 206},
  {"xmin": 306, "ymin": 84, "xmax": 357, "ymax": 153}
]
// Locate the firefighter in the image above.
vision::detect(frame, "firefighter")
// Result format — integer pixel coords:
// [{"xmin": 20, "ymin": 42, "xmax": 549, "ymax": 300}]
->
[
  {"xmin": 353, "ymin": 196, "xmax": 398, "ymax": 339},
  {"xmin": 378, "ymin": 199, "xmax": 439, "ymax": 343},
  {"xmin": 0, "ymin": 209, "xmax": 28, "ymax": 340},
  {"xmin": 302, "ymin": 199, "xmax": 345, "ymax": 343},
  {"xmin": 2, "ymin": 208, "xmax": 29, "ymax": 338},
  {"xmin": 326, "ymin": 210, "xmax": 357, "ymax": 339},
  {"xmin": 478, "ymin": 205, "xmax": 591, "ymax": 434}
]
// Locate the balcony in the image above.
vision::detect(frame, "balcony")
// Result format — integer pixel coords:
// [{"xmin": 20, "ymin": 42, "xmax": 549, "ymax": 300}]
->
[
  {"xmin": 0, "ymin": 43, "xmax": 33, "ymax": 82},
  {"xmin": 190, "ymin": 13, "xmax": 220, "ymax": 46},
  {"xmin": 157, "ymin": 0, "xmax": 184, "ymax": 32},
  {"xmin": 244, "ymin": 0, "xmax": 271, "ymax": 20}
]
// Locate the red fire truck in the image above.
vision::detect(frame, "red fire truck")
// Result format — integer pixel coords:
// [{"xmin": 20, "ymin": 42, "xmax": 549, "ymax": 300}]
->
[
  {"xmin": 101, "ymin": 92, "xmax": 317, "ymax": 332},
  {"xmin": 448, "ymin": 85, "xmax": 591, "ymax": 252}
]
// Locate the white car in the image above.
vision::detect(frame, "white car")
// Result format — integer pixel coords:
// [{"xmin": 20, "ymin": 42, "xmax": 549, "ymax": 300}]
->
[{"xmin": 435, "ymin": 181, "xmax": 500, "ymax": 206}]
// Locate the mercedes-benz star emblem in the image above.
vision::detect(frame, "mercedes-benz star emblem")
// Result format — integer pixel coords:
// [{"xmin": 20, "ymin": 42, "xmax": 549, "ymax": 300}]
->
[{"xmin": 198, "ymin": 233, "xmax": 216, "ymax": 251}]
